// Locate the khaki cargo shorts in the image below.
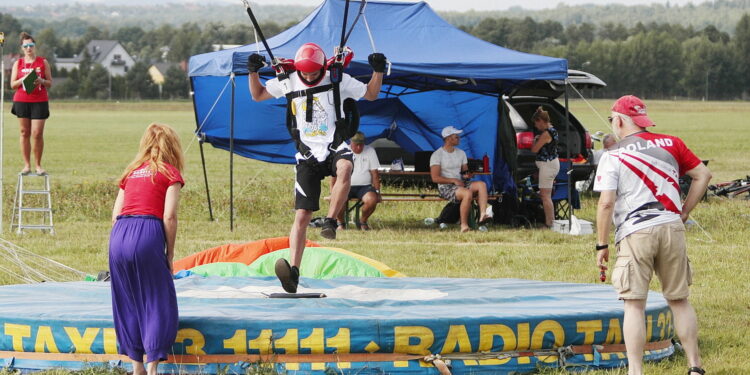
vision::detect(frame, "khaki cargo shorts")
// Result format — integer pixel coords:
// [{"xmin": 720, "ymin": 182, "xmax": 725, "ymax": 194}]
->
[{"xmin": 612, "ymin": 221, "xmax": 692, "ymax": 300}]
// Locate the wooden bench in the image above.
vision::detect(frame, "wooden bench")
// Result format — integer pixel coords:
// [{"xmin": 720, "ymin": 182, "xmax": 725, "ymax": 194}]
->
[{"xmin": 341, "ymin": 192, "xmax": 500, "ymax": 229}]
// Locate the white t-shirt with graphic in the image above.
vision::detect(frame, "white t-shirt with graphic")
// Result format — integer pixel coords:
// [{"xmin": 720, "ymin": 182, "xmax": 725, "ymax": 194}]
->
[
  {"xmin": 265, "ymin": 72, "xmax": 367, "ymax": 162},
  {"xmin": 350, "ymin": 145, "xmax": 380, "ymax": 186},
  {"xmin": 429, "ymin": 147, "xmax": 467, "ymax": 186}
]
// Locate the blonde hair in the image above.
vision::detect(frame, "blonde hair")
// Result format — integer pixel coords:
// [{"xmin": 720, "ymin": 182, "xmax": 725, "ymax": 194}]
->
[
  {"xmin": 119, "ymin": 123, "xmax": 184, "ymax": 184},
  {"xmin": 531, "ymin": 106, "xmax": 551, "ymax": 124}
]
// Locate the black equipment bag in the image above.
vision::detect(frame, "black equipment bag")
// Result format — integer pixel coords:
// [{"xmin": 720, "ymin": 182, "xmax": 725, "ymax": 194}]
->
[{"xmin": 436, "ymin": 202, "xmax": 461, "ymax": 224}]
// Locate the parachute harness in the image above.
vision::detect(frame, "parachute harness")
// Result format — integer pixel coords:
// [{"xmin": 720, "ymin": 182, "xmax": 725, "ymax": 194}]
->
[{"xmin": 242, "ymin": 0, "xmax": 363, "ymax": 160}]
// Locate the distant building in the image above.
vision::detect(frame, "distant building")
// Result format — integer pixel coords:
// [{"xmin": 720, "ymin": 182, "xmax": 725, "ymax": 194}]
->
[
  {"xmin": 148, "ymin": 62, "xmax": 177, "ymax": 86},
  {"xmin": 56, "ymin": 40, "xmax": 135, "ymax": 77},
  {"xmin": 148, "ymin": 61, "xmax": 188, "ymax": 98}
]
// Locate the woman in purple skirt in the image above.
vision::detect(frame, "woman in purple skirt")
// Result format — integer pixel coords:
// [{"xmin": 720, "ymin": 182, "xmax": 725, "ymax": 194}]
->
[{"xmin": 109, "ymin": 123, "xmax": 184, "ymax": 375}]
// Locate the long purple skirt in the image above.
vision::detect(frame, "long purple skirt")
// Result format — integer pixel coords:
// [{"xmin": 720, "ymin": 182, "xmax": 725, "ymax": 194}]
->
[{"xmin": 109, "ymin": 215, "xmax": 178, "ymax": 363}]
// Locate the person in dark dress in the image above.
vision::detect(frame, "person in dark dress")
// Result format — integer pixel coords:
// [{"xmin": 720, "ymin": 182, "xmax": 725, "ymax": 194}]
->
[{"xmin": 109, "ymin": 123, "xmax": 184, "ymax": 375}]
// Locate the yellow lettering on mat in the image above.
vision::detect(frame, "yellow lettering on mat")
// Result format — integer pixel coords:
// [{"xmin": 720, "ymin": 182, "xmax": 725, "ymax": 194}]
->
[
  {"xmin": 394, "ymin": 326, "xmax": 433, "ymax": 367},
  {"xmin": 34, "ymin": 326, "xmax": 60, "ymax": 353},
  {"xmin": 63, "ymin": 327, "xmax": 99, "ymax": 353},
  {"xmin": 175, "ymin": 328, "xmax": 206, "ymax": 355}
]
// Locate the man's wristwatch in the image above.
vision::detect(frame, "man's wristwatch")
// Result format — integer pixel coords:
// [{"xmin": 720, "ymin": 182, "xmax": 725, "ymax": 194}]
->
[{"xmin": 596, "ymin": 244, "xmax": 609, "ymax": 251}]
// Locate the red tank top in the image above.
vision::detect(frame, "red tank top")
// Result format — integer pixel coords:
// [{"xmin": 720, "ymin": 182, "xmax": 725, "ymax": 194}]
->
[{"xmin": 13, "ymin": 57, "xmax": 49, "ymax": 103}]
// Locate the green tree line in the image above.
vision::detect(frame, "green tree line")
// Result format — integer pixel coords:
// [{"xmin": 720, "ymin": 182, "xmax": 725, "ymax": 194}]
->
[
  {"xmin": 2, "ymin": 11, "xmax": 749, "ymax": 100},
  {"xmin": 467, "ymin": 14, "xmax": 750, "ymax": 99},
  {"xmin": 1, "ymin": 15, "xmax": 288, "ymax": 100}
]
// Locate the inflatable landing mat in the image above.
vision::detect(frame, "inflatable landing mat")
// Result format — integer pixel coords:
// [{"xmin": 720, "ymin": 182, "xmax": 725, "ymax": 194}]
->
[{"xmin": 0, "ymin": 277, "xmax": 674, "ymax": 374}]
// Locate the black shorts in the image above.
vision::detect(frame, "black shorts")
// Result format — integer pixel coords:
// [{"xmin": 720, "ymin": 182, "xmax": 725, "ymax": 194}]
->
[
  {"xmin": 348, "ymin": 185, "xmax": 376, "ymax": 200},
  {"xmin": 12, "ymin": 101, "xmax": 50, "ymax": 120},
  {"xmin": 295, "ymin": 149, "xmax": 353, "ymax": 211}
]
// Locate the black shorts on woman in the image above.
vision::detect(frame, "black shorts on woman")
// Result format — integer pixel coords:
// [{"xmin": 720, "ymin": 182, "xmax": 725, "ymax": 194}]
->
[{"xmin": 11, "ymin": 101, "xmax": 50, "ymax": 120}]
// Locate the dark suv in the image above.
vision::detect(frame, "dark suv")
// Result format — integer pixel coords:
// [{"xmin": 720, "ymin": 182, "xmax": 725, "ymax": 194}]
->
[
  {"xmin": 374, "ymin": 70, "xmax": 606, "ymax": 184},
  {"xmin": 500, "ymin": 70, "xmax": 606, "ymax": 183}
]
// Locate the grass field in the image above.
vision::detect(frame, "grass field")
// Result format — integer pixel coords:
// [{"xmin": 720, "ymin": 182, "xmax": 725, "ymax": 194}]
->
[{"xmin": 1, "ymin": 99, "xmax": 749, "ymax": 375}]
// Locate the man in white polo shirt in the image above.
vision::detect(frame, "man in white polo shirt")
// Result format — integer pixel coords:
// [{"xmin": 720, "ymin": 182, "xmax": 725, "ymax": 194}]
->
[
  {"xmin": 594, "ymin": 95, "xmax": 711, "ymax": 375},
  {"xmin": 333, "ymin": 132, "xmax": 381, "ymax": 230}
]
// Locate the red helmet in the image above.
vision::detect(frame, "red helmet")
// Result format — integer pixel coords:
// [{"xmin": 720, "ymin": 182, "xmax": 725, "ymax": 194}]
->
[{"xmin": 294, "ymin": 43, "xmax": 326, "ymax": 73}]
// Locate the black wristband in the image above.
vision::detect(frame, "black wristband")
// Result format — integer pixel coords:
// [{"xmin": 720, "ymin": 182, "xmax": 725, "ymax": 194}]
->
[{"xmin": 596, "ymin": 244, "xmax": 609, "ymax": 251}]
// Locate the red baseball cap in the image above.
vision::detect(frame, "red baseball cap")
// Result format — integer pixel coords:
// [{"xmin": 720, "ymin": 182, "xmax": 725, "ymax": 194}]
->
[{"xmin": 612, "ymin": 95, "xmax": 655, "ymax": 128}]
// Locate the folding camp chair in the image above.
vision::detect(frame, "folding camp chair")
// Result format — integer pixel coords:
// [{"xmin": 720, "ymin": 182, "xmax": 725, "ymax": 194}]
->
[{"xmin": 551, "ymin": 161, "xmax": 581, "ymax": 220}]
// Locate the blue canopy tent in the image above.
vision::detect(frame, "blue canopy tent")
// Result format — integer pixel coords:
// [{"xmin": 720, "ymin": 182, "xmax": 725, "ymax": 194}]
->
[{"xmin": 188, "ymin": 0, "xmax": 569, "ymax": 225}]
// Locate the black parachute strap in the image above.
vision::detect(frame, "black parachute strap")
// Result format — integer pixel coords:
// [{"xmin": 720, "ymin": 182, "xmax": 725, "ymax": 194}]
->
[
  {"xmin": 241, "ymin": 0, "xmax": 288, "ymax": 80},
  {"xmin": 339, "ymin": 0, "xmax": 351, "ymax": 53},
  {"xmin": 284, "ymin": 84, "xmax": 335, "ymax": 157},
  {"xmin": 286, "ymin": 84, "xmax": 334, "ymax": 123},
  {"xmin": 286, "ymin": 103, "xmax": 313, "ymax": 160},
  {"xmin": 328, "ymin": 0, "xmax": 351, "ymax": 123},
  {"xmin": 342, "ymin": 0, "xmax": 367, "ymax": 47},
  {"xmin": 241, "ymin": 0, "xmax": 276, "ymax": 63},
  {"xmin": 329, "ymin": 98, "xmax": 360, "ymax": 152},
  {"xmin": 286, "ymin": 85, "xmax": 334, "ymax": 100}
]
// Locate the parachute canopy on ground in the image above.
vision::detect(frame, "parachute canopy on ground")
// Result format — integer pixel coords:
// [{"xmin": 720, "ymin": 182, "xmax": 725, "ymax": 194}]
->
[
  {"xmin": 186, "ymin": 247, "xmax": 405, "ymax": 279},
  {"xmin": 172, "ymin": 236, "xmax": 320, "ymax": 273}
]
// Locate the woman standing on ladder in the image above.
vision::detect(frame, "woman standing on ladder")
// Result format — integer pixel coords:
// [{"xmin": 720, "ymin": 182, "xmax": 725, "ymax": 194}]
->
[
  {"xmin": 109, "ymin": 123, "xmax": 184, "ymax": 375},
  {"xmin": 531, "ymin": 106, "xmax": 560, "ymax": 228},
  {"xmin": 9, "ymin": 32, "xmax": 52, "ymax": 175}
]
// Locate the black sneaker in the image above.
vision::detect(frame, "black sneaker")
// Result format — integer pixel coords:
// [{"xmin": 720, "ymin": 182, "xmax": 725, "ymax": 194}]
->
[
  {"xmin": 320, "ymin": 217, "xmax": 337, "ymax": 239},
  {"xmin": 275, "ymin": 258, "xmax": 299, "ymax": 293}
]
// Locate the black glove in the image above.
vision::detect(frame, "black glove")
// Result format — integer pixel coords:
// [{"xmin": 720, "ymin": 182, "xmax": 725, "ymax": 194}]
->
[
  {"xmin": 247, "ymin": 53, "xmax": 266, "ymax": 73},
  {"xmin": 368, "ymin": 53, "xmax": 387, "ymax": 73}
]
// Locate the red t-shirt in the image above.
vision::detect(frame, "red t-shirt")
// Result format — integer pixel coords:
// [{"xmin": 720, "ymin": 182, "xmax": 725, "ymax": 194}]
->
[
  {"xmin": 13, "ymin": 56, "xmax": 49, "ymax": 103},
  {"xmin": 119, "ymin": 162, "xmax": 184, "ymax": 219}
]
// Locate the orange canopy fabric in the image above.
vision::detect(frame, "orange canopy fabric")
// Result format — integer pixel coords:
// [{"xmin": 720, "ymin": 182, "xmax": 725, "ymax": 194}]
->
[{"xmin": 173, "ymin": 237, "xmax": 319, "ymax": 273}]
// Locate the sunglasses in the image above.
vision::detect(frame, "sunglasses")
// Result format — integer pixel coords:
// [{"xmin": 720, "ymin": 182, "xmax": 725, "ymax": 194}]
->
[{"xmin": 22, "ymin": 43, "xmax": 35, "ymax": 48}]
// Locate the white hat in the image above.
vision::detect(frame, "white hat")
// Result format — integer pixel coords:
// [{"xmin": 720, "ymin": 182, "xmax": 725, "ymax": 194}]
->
[{"xmin": 441, "ymin": 126, "xmax": 463, "ymax": 138}]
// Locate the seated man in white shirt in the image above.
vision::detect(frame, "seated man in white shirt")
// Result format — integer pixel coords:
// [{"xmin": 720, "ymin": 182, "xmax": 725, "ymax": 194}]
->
[
  {"xmin": 333, "ymin": 132, "xmax": 381, "ymax": 230},
  {"xmin": 430, "ymin": 126, "xmax": 491, "ymax": 232}
]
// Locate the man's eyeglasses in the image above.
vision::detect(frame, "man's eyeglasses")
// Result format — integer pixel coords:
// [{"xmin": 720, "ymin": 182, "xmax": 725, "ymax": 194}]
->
[{"xmin": 22, "ymin": 43, "xmax": 35, "ymax": 48}]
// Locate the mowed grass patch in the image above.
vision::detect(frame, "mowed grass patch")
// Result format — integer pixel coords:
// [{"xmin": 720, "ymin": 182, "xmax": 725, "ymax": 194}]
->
[{"xmin": 1, "ymin": 100, "xmax": 749, "ymax": 375}]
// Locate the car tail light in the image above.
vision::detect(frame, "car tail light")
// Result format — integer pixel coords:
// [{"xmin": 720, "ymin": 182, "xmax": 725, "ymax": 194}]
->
[
  {"xmin": 584, "ymin": 131, "xmax": 593, "ymax": 149},
  {"xmin": 516, "ymin": 132, "xmax": 534, "ymax": 149}
]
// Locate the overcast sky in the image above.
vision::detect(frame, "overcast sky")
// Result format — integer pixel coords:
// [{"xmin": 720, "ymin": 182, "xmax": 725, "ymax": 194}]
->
[{"xmin": 248, "ymin": 0, "xmax": 704, "ymax": 11}]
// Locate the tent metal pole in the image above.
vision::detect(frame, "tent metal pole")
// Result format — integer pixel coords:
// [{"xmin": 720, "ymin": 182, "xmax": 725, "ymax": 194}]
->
[
  {"xmin": 564, "ymin": 80, "xmax": 573, "ymax": 229},
  {"xmin": 230, "ymin": 73, "xmax": 235, "ymax": 231},
  {"xmin": 189, "ymin": 77, "xmax": 214, "ymax": 222},
  {"xmin": 199, "ymin": 140, "xmax": 214, "ymax": 221}
]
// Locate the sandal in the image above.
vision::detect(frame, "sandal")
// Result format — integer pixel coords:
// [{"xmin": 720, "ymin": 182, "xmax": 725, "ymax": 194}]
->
[
  {"xmin": 360, "ymin": 222, "xmax": 370, "ymax": 231},
  {"xmin": 688, "ymin": 367, "xmax": 705, "ymax": 375},
  {"xmin": 337, "ymin": 222, "xmax": 346, "ymax": 230}
]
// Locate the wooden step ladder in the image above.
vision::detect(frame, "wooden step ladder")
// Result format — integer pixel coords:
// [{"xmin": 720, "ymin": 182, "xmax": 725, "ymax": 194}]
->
[{"xmin": 10, "ymin": 172, "xmax": 55, "ymax": 234}]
